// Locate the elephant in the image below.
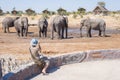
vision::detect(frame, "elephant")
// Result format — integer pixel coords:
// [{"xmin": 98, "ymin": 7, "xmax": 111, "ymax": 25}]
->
[
  {"xmin": 14, "ymin": 17, "xmax": 28, "ymax": 37},
  {"xmin": 2, "ymin": 17, "xmax": 19, "ymax": 33},
  {"xmin": 50, "ymin": 15, "xmax": 68, "ymax": 39},
  {"xmin": 38, "ymin": 17, "xmax": 48, "ymax": 37},
  {"xmin": 80, "ymin": 18, "xmax": 106, "ymax": 37}
]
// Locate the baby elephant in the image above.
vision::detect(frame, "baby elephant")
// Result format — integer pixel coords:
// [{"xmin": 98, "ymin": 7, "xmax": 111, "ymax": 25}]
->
[
  {"xmin": 14, "ymin": 17, "xmax": 28, "ymax": 37},
  {"xmin": 38, "ymin": 17, "xmax": 48, "ymax": 37}
]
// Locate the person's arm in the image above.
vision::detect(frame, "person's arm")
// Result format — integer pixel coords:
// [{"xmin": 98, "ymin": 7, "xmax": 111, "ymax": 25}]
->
[
  {"xmin": 38, "ymin": 44, "xmax": 42, "ymax": 53},
  {"xmin": 38, "ymin": 43, "xmax": 44, "ymax": 58}
]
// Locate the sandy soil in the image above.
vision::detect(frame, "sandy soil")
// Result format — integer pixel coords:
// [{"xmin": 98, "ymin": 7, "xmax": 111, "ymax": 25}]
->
[
  {"xmin": 0, "ymin": 25, "xmax": 120, "ymax": 60},
  {"xmin": 0, "ymin": 14, "xmax": 120, "ymax": 60}
]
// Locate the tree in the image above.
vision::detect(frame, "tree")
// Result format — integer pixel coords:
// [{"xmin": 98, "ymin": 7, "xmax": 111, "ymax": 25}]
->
[
  {"xmin": 77, "ymin": 7, "xmax": 86, "ymax": 16},
  {"xmin": 11, "ymin": 7, "xmax": 18, "ymax": 15},
  {"xmin": 25, "ymin": 8, "xmax": 36, "ymax": 16},
  {"xmin": 6, "ymin": 11, "xmax": 10, "ymax": 14},
  {"xmin": 57, "ymin": 7, "xmax": 67, "ymax": 15},
  {"xmin": 18, "ymin": 11, "xmax": 24, "ymax": 16},
  {"xmin": 42, "ymin": 9, "xmax": 50, "ymax": 14},
  {"xmin": 0, "ymin": 7, "xmax": 3, "ymax": 15},
  {"xmin": 98, "ymin": 1, "xmax": 105, "ymax": 7},
  {"xmin": 78, "ymin": 8, "xmax": 86, "ymax": 13},
  {"xmin": 49, "ymin": 11, "xmax": 56, "ymax": 15}
]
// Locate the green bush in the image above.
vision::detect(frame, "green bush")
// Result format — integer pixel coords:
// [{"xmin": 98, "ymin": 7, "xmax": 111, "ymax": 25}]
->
[
  {"xmin": 73, "ymin": 14, "xmax": 77, "ymax": 19},
  {"xmin": 42, "ymin": 13, "xmax": 49, "ymax": 19}
]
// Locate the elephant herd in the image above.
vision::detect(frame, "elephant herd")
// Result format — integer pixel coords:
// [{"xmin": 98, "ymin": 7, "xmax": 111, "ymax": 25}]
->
[{"xmin": 2, "ymin": 15, "xmax": 106, "ymax": 39}]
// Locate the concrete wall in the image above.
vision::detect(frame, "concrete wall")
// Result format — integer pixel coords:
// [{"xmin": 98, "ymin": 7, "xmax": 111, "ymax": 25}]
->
[
  {"xmin": 49, "ymin": 49, "xmax": 120, "ymax": 68},
  {"xmin": 3, "ymin": 49, "xmax": 120, "ymax": 80}
]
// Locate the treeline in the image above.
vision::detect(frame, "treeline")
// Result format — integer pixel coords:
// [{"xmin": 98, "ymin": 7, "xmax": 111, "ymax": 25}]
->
[{"xmin": 0, "ymin": 7, "xmax": 86, "ymax": 16}]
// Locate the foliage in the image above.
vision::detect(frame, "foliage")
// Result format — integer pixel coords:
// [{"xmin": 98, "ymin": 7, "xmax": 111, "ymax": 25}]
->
[
  {"xmin": 17, "ymin": 11, "xmax": 23, "ymax": 16},
  {"xmin": 42, "ymin": 13, "xmax": 49, "ymax": 19},
  {"xmin": 42, "ymin": 9, "xmax": 50, "ymax": 15},
  {"xmin": 77, "ymin": 7, "xmax": 86, "ymax": 18},
  {"xmin": 6, "ymin": 11, "xmax": 10, "ymax": 14},
  {"xmin": 57, "ymin": 7, "xmax": 67, "ymax": 15},
  {"xmin": 0, "ymin": 7, "xmax": 3, "ymax": 15},
  {"xmin": 31, "ymin": 17, "xmax": 35, "ymax": 20},
  {"xmin": 72, "ymin": 12, "xmax": 77, "ymax": 19},
  {"xmin": 25, "ymin": 8, "xmax": 36, "ymax": 16},
  {"xmin": 98, "ymin": 1, "xmax": 105, "ymax": 7},
  {"xmin": 77, "ymin": 8, "xmax": 86, "ymax": 12},
  {"xmin": 49, "ymin": 11, "xmax": 56, "ymax": 15},
  {"xmin": 73, "ymin": 13, "xmax": 77, "ymax": 19}
]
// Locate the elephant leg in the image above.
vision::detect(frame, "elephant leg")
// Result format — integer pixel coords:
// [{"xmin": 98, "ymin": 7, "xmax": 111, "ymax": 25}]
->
[
  {"xmin": 39, "ymin": 28, "xmax": 41, "ymax": 37},
  {"xmin": 56, "ymin": 26, "xmax": 61, "ymax": 39},
  {"xmin": 45, "ymin": 31, "xmax": 47, "ymax": 37},
  {"xmin": 58, "ymin": 27, "xmax": 62, "ymax": 39},
  {"xmin": 103, "ymin": 31, "xmax": 106, "ymax": 37},
  {"xmin": 24, "ymin": 29, "xmax": 27, "ymax": 37},
  {"xmin": 51, "ymin": 28, "xmax": 54, "ymax": 39},
  {"xmin": 57, "ymin": 29, "xmax": 60, "ymax": 39},
  {"xmin": 42, "ymin": 32, "xmax": 44, "ymax": 37},
  {"xmin": 102, "ymin": 26, "xmax": 106, "ymax": 37},
  {"xmin": 45, "ymin": 29, "xmax": 47, "ymax": 37},
  {"xmin": 42, "ymin": 31, "xmax": 44, "ymax": 37},
  {"xmin": 89, "ymin": 30, "xmax": 92, "ymax": 37},
  {"xmin": 103, "ymin": 24, "xmax": 106, "ymax": 37},
  {"xmin": 7, "ymin": 27, "xmax": 10, "ymax": 33},
  {"xmin": 26, "ymin": 28, "xmax": 28, "ymax": 37},
  {"xmin": 80, "ymin": 27, "xmax": 83, "ymax": 37},
  {"xmin": 20, "ymin": 28, "xmax": 23, "ymax": 37},
  {"xmin": 102, "ymin": 30, "xmax": 106, "ymax": 37},
  {"xmin": 65, "ymin": 27, "xmax": 68, "ymax": 38},
  {"xmin": 17, "ymin": 30, "xmax": 20, "ymax": 37},
  {"xmin": 61, "ymin": 27, "xmax": 64, "ymax": 39},
  {"xmin": 42, "ymin": 28, "xmax": 45, "ymax": 37},
  {"xmin": 99, "ymin": 30, "xmax": 102, "ymax": 37},
  {"xmin": 15, "ymin": 27, "xmax": 20, "ymax": 37},
  {"xmin": 87, "ymin": 27, "xmax": 92, "ymax": 37},
  {"xmin": 51, "ymin": 31, "xmax": 54, "ymax": 39},
  {"xmin": 3, "ymin": 27, "xmax": 7, "ymax": 33},
  {"xmin": 23, "ymin": 29, "xmax": 25, "ymax": 37}
]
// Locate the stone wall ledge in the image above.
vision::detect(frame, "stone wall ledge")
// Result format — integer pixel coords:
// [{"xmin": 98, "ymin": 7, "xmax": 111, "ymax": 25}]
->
[{"xmin": 2, "ymin": 49, "xmax": 120, "ymax": 80}]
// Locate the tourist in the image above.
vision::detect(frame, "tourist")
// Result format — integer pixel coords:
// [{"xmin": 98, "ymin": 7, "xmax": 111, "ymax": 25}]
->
[{"xmin": 29, "ymin": 38, "xmax": 50, "ymax": 75}]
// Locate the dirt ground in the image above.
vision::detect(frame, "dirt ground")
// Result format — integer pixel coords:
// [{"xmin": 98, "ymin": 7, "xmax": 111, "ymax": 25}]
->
[
  {"xmin": 0, "ymin": 14, "xmax": 120, "ymax": 60},
  {"xmin": 0, "ymin": 25, "xmax": 120, "ymax": 60}
]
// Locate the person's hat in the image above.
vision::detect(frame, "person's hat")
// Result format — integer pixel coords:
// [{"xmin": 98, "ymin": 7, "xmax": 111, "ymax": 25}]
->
[{"xmin": 30, "ymin": 38, "xmax": 38, "ymax": 46}]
